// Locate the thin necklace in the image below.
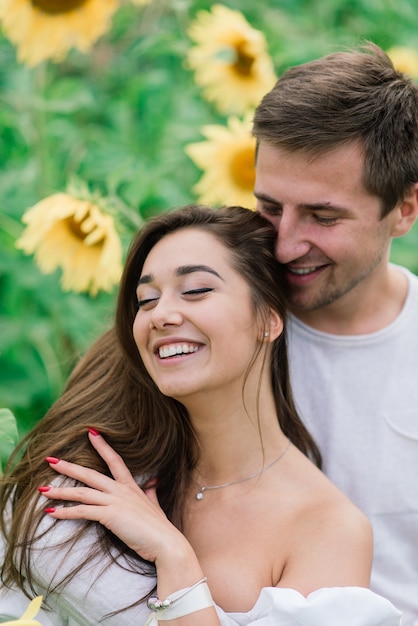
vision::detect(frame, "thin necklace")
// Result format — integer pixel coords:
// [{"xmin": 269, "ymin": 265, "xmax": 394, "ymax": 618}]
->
[{"xmin": 195, "ymin": 439, "xmax": 291, "ymax": 500}]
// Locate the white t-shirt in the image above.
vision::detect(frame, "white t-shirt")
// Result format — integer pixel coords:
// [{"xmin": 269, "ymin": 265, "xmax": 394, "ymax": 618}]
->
[{"xmin": 287, "ymin": 266, "xmax": 418, "ymax": 626}]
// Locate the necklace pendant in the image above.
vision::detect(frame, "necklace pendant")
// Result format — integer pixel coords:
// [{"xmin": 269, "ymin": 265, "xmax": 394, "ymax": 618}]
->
[{"xmin": 193, "ymin": 440, "xmax": 291, "ymax": 502}]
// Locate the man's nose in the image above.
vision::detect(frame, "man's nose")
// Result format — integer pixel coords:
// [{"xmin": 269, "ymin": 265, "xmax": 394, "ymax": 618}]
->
[{"xmin": 274, "ymin": 212, "xmax": 312, "ymax": 265}]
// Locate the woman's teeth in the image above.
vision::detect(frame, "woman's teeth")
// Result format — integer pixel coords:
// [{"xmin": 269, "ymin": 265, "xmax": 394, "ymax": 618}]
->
[{"xmin": 159, "ymin": 344, "xmax": 199, "ymax": 359}]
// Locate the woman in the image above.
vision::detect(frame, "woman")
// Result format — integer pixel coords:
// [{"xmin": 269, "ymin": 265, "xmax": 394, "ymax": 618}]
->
[{"xmin": 0, "ymin": 205, "xmax": 400, "ymax": 625}]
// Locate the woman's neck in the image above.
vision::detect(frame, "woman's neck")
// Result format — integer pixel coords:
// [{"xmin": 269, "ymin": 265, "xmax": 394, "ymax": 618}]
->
[{"xmin": 184, "ymin": 387, "xmax": 287, "ymax": 485}]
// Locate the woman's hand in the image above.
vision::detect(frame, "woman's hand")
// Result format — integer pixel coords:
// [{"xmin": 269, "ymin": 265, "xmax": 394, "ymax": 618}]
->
[{"xmin": 39, "ymin": 429, "xmax": 184, "ymax": 564}]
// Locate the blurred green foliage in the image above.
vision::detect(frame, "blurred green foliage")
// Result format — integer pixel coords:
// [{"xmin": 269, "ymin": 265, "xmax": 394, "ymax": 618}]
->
[
  {"xmin": 0, "ymin": 408, "xmax": 18, "ymax": 473},
  {"xmin": 0, "ymin": 0, "xmax": 417, "ymax": 441}
]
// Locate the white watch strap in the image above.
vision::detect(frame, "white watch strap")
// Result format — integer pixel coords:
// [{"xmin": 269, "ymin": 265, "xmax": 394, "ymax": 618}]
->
[{"xmin": 145, "ymin": 582, "xmax": 214, "ymax": 624}]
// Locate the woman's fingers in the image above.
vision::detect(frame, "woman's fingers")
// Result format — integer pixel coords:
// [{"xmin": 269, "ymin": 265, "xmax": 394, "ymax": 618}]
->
[
  {"xmin": 45, "ymin": 457, "xmax": 116, "ymax": 493},
  {"xmin": 38, "ymin": 476, "xmax": 171, "ymax": 562},
  {"xmin": 44, "ymin": 502, "xmax": 116, "ymax": 528},
  {"xmin": 38, "ymin": 484, "xmax": 108, "ymax": 505},
  {"xmin": 44, "ymin": 430, "xmax": 139, "ymax": 492},
  {"xmin": 87, "ymin": 429, "xmax": 137, "ymax": 485},
  {"xmin": 38, "ymin": 482, "xmax": 117, "ymax": 526},
  {"xmin": 40, "ymin": 432, "xmax": 175, "ymax": 562}
]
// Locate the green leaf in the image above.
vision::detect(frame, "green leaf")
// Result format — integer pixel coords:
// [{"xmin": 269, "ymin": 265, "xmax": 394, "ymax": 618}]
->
[
  {"xmin": 0, "ymin": 408, "xmax": 18, "ymax": 444},
  {"xmin": 0, "ymin": 408, "xmax": 19, "ymax": 473}
]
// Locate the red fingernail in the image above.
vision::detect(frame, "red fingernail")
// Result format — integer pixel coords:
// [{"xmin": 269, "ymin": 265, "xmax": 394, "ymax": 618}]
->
[
  {"xmin": 88, "ymin": 427, "xmax": 100, "ymax": 436},
  {"xmin": 38, "ymin": 486, "xmax": 51, "ymax": 493},
  {"xmin": 45, "ymin": 456, "xmax": 60, "ymax": 464},
  {"xmin": 44, "ymin": 507, "xmax": 56, "ymax": 514}
]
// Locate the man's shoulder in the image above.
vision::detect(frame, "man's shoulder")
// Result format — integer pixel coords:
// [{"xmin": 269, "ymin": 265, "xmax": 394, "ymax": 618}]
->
[
  {"xmin": 392, "ymin": 264, "xmax": 418, "ymax": 307},
  {"xmin": 407, "ymin": 268, "xmax": 418, "ymax": 289},
  {"xmin": 392, "ymin": 263, "xmax": 418, "ymax": 286}
]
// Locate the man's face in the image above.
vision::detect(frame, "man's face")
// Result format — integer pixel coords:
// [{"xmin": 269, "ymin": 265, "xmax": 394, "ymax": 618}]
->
[{"xmin": 254, "ymin": 141, "xmax": 398, "ymax": 317}]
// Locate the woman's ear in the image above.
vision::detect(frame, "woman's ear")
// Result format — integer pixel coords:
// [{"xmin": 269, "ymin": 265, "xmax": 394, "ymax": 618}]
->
[
  {"xmin": 268, "ymin": 309, "xmax": 283, "ymax": 341},
  {"xmin": 260, "ymin": 310, "xmax": 283, "ymax": 342}
]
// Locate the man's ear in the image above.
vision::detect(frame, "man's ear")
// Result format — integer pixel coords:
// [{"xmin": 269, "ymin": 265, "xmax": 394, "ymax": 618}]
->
[{"xmin": 391, "ymin": 183, "xmax": 418, "ymax": 238}]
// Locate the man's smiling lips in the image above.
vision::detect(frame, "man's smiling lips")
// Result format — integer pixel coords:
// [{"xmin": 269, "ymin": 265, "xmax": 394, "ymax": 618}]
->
[
  {"xmin": 289, "ymin": 266, "xmax": 320, "ymax": 275},
  {"xmin": 285, "ymin": 263, "xmax": 329, "ymax": 284}
]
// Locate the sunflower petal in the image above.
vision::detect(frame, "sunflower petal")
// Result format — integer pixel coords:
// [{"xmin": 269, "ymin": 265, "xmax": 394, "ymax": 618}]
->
[
  {"xmin": 387, "ymin": 45, "xmax": 418, "ymax": 78},
  {"xmin": 1, "ymin": 595, "xmax": 43, "ymax": 625},
  {"xmin": 16, "ymin": 192, "xmax": 123, "ymax": 296},
  {"xmin": 0, "ymin": 0, "xmax": 119, "ymax": 67},
  {"xmin": 185, "ymin": 115, "xmax": 256, "ymax": 209},
  {"xmin": 187, "ymin": 4, "xmax": 276, "ymax": 115}
]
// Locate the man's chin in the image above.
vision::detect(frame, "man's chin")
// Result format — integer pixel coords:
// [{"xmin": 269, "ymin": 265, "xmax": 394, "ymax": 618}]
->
[{"xmin": 286, "ymin": 288, "xmax": 334, "ymax": 313}]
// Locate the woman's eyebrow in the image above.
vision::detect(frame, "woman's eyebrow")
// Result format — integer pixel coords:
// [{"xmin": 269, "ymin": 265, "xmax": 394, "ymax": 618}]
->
[
  {"xmin": 137, "ymin": 275, "xmax": 153, "ymax": 286},
  {"xmin": 176, "ymin": 264, "xmax": 224, "ymax": 280},
  {"xmin": 137, "ymin": 264, "xmax": 224, "ymax": 287}
]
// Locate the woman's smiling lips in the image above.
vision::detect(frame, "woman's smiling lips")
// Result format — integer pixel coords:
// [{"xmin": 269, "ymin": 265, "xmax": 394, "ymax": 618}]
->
[
  {"xmin": 152, "ymin": 338, "xmax": 203, "ymax": 360},
  {"xmin": 158, "ymin": 343, "xmax": 200, "ymax": 359}
]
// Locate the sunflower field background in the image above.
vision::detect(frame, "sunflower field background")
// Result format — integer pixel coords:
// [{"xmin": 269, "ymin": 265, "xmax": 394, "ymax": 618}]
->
[{"xmin": 1, "ymin": 0, "xmax": 418, "ymax": 462}]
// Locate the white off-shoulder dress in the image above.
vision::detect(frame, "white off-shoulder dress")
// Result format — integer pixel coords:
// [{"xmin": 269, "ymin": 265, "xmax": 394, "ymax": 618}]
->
[
  {"xmin": 0, "ymin": 518, "xmax": 402, "ymax": 625},
  {"xmin": 0, "ymin": 582, "xmax": 402, "ymax": 626}
]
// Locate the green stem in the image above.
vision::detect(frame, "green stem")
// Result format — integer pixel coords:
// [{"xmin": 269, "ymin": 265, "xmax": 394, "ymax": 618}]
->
[
  {"xmin": 29, "ymin": 329, "xmax": 66, "ymax": 399},
  {"xmin": 0, "ymin": 213, "xmax": 23, "ymax": 240},
  {"xmin": 32, "ymin": 63, "xmax": 51, "ymax": 197},
  {"xmin": 111, "ymin": 195, "xmax": 145, "ymax": 230}
]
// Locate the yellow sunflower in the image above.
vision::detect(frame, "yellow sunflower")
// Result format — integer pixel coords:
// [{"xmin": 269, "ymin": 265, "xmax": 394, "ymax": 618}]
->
[
  {"xmin": 387, "ymin": 46, "xmax": 418, "ymax": 79},
  {"xmin": 0, "ymin": 0, "xmax": 119, "ymax": 67},
  {"xmin": 16, "ymin": 192, "xmax": 123, "ymax": 296},
  {"xmin": 185, "ymin": 115, "xmax": 256, "ymax": 209},
  {"xmin": 1, "ymin": 595, "xmax": 43, "ymax": 625},
  {"xmin": 187, "ymin": 4, "xmax": 276, "ymax": 115}
]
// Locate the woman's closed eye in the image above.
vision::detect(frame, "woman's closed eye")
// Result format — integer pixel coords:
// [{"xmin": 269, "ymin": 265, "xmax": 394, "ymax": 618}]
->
[
  {"xmin": 137, "ymin": 296, "xmax": 159, "ymax": 310},
  {"xmin": 183, "ymin": 287, "xmax": 214, "ymax": 298},
  {"xmin": 137, "ymin": 287, "xmax": 214, "ymax": 309}
]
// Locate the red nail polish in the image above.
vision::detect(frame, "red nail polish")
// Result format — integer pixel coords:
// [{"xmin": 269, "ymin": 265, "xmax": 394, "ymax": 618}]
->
[
  {"xmin": 88, "ymin": 427, "xmax": 100, "ymax": 436},
  {"xmin": 44, "ymin": 507, "xmax": 56, "ymax": 514},
  {"xmin": 45, "ymin": 456, "xmax": 60, "ymax": 464},
  {"xmin": 38, "ymin": 486, "xmax": 51, "ymax": 493}
]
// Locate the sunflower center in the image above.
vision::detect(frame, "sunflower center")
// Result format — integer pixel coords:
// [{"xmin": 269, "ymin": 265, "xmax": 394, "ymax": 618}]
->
[
  {"xmin": 233, "ymin": 41, "xmax": 255, "ymax": 77},
  {"xmin": 65, "ymin": 213, "xmax": 103, "ymax": 245},
  {"xmin": 230, "ymin": 146, "xmax": 256, "ymax": 190},
  {"xmin": 31, "ymin": 0, "xmax": 87, "ymax": 14}
]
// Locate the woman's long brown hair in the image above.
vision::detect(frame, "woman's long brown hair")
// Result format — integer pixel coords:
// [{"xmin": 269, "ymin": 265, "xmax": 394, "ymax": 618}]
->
[{"xmin": 0, "ymin": 204, "xmax": 321, "ymax": 604}]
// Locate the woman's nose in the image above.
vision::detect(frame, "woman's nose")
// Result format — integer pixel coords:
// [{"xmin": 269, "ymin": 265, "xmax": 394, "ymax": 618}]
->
[{"xmin": 149, "ymin": 295, "xmax": 183, "ymax": 329}]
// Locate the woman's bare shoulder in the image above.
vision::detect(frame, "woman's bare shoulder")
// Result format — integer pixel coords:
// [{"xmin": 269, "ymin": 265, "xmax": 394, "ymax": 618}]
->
[{"xmin": 273, "ymin": 448, "xmax": 373, "ymax": 594}]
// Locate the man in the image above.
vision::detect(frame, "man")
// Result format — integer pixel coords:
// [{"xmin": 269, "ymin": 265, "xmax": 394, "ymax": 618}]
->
[{"xmin": 253, "ymin": 42, "xmax": 418, "ymax": 625}]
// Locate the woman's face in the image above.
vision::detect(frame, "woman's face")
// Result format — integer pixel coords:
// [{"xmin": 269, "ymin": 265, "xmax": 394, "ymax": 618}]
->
[{"xmin": 133, "ymin": 228, "xmax": 263, "ymax": 403}]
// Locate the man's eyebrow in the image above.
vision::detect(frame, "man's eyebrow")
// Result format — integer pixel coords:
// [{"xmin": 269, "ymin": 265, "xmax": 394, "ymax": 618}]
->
[
  {"xmin": 254, "ymin": 191, "xmax": 280, "ymax": 204},
  {"xmin": 137, "ymin": 264, "xmax": 223, "ymax": 286},
  {"xmin": 255, "ymin": 192, "xmax": 351, "ymax": 214},
  {"xmin": 299, "ymin": 201, "xmax": 352, "ymax": 214}
]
